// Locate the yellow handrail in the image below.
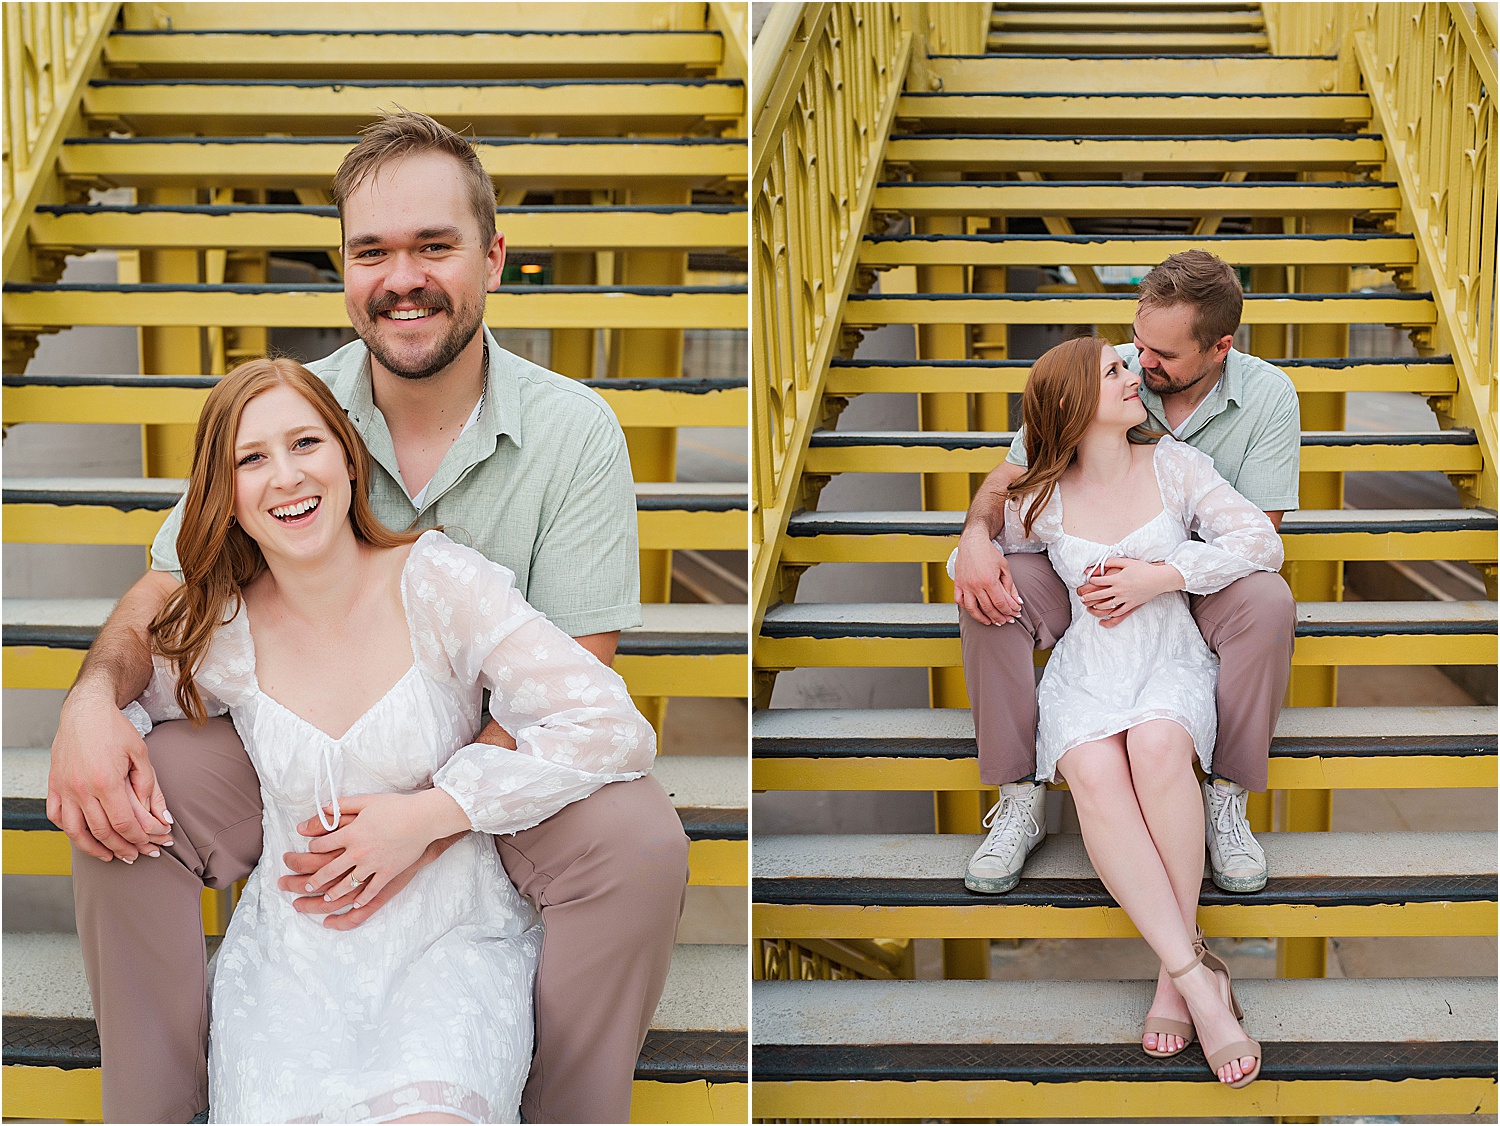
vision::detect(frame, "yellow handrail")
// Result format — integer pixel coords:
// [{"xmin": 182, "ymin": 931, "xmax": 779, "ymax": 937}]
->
[
  {"xmin": 1264, "ymin": 2, "xmax": 1498, "ymax": 509},
  {"xmin": 2, "ymin": 2, "xmax": 120, "ymax": 282},
  {"xmin": 750, "ymin": 2, "xmax": 985, "ymax": 628}
]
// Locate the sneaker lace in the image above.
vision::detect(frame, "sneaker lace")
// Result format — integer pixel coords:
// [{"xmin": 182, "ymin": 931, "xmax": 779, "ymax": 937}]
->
[
  {"xmin": 976, "ymin": 795, "xmax": 1040, "ymax": 859},
  {"xmin": 1211, "ymin": 788, "xmax": 1257, "ymax": 860}
]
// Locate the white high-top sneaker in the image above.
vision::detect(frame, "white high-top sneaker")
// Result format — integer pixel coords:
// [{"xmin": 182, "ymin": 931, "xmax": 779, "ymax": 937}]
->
[
  {"xmin": 1203, "ymin": 777, "xmax": 1268, "ymax": 893},
  {"xmin": 964, "ymin": 782, "xmax": 1047, "ymax": 894}
]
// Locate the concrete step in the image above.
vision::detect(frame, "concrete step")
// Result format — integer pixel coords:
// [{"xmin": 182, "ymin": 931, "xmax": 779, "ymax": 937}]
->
[
  {"xmin": 1, "ymin": 934, "xmax": 746, "ymax": 1117},
  {"xmin": 861, "ymin": 231, "xmax": 1414, "ymax": 269},
  {"xmin": 30, "ymin": 203, "xmax": 748, "ymax": 252},
  {"xmin": 883, "ymin": 133, "xmax": 1384, "ymax": 173},
  {"xmin": 753, "ymin": 977, "xmax": 1497, "ymax": 1119},
  {"xmin": 84, "ymin": 78, "xmax": 744, "ymax": 136},
  {"xmin": 56, "ymin": 135, "xmax": 746, "ymax": 190},
  {"xmin": 755, "ymin": 599, "xmax": 1498, "ymax": 669},
  {"xmin": 842, "ymin": 291, "xmax": 1436, "ymax": 330},
  {"xmin": 894, "ymin": 92, "xmax": 1371, "ymax": 134},
  {"xmin": 802, "ymin": 428, "xmax": 1481, "ymax": 476},
  {"xmin": 753, "ymin": 830, "xmax": 1498, "ymax": 939},
  {"xmin": 779, "ymin": 508, "xmax": 1499, "ymax": 565},
  {"xmin": 5, "ymin": 750, "xmax": 747, "ymax": 886},
  {"xmin": 103, "ymin": 29, "xmax": 726, "ymax": 79},
  {"xmin": 824, "ymin": 355, "xmax": 1456, "ymax": 396},
  {"xmin": 752, "ymin": 705, "xmax": 1498, "ymax": 791},
  {"xmin": 4, "ymin": 372, "xmax": 748, "ymax": 429},
  {"xmin": 871, "ymin": 178, "xmax": 1401, "ymax": 217},
  {"xmin": 4, "ymin": 599, "xmax": 749, "ymax": 698},
  {"xmin": 927, "ymin": 53, "xmax": 1338, "ymax": 95},
  {"xmin": 4, "ymin": 282, "xmax": 748, "ymax": 332},
  {"xmin": 2, "ymin": 477, "xmax": 748, "ymax": 552}
]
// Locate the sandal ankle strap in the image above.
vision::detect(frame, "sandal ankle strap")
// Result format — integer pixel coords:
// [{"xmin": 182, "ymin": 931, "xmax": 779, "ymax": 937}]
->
[{"xmin": 1166, "ymin": 949, "xmax": 1205, "ymax": 980}]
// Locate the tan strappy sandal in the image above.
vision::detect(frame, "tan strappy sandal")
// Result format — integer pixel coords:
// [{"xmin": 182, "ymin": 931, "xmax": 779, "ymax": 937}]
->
[
  {"xmin": 1141, "ymin": 927, "xmax": 1206, "ymax": 1058},
  {"xmin": 1166, "ymin": 943, "xmax": 1262, "ymax": 1088}
]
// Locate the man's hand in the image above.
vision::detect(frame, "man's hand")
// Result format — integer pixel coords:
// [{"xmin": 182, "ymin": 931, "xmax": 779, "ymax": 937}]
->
[
  {"xmin": 279, "ymin": 792, "xmax": 470, "ymax": 926},
  {"xmin": 1077, "ymin": 558, "xmax": 1185, "ymax": 628},
  {"xmin": 953, "ymin": 526, "xmax": 1023, "ymax": 626},
  {"xmin": 47, "ymin": 687, "xmax": 173, "ymax": 863}
]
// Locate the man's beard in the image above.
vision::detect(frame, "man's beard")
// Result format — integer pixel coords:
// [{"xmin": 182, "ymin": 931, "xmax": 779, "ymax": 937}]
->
[
  {"xmin": 1141, "ymin": 359, "xmax": 1220, "ymax": 397},
  {"xmin": 359, "ymin": 288, "xmax": 484, "ymax": 381}
]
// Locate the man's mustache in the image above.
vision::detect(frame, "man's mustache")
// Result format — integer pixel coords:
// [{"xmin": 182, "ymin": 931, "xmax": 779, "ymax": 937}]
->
[{"xmin": 366, "ymin": 290, "xmax": 455, "ymax": 318}]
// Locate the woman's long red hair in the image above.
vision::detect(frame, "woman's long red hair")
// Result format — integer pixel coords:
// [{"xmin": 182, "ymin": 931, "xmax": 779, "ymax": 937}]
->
[
  {"xmin": 149, "ymin": 358, "xmax": 421, "ymax": 723},
  {"xmin": 1010, "ymin": 335, "xmax": 1157, "ymax": 536}
]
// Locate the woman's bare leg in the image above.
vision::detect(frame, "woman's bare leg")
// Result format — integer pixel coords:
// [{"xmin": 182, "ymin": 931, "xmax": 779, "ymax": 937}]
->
[
  {"xmin": 1058, "ymin": 733, "xmax": 1257, "ymax": 1083},
  {"xmin": 1125, "ymin": 720, "xmax": 1207, "ymax": 1054}
]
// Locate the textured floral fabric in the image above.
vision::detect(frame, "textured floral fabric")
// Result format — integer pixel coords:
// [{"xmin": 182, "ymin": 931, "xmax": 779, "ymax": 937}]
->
[
  {"xmin": 130, "ymin": 530, "xmax": 655, "ymax": 1123},
  {"xmin": 951, "ymin": 436, "xmax": 1283, "ymax": 781}
]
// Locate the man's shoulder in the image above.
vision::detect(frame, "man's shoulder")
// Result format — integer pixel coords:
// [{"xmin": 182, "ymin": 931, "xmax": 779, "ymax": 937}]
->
[
  {"xmin": 304, "ymin": 338, "xmax": 366, "ymax": 404},
  {"xmin": 1229, "ymin": 348, "xmax": 1298, "ymax": 406},
  {"xmin": 503, "ymin": 349, "xmax": 622, "ymax": 436}
]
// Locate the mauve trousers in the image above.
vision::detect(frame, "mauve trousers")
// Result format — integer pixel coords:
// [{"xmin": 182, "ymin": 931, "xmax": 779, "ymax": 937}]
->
[
  {"xmin": 958, "ymin": 553, "xmax": 1296, "ymax": 792},
  {"xmin": 72, "ymin": 718, "xmax": 689, "ymax": 1124}
]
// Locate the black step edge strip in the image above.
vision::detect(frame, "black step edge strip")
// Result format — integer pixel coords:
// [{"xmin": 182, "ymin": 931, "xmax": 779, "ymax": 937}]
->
[
  {"xmin": 875, "ymin": 178, "xmax": 1396, "ymax": 187},
  {"xmin": 784, "ymin": 513, "xmax": 1496, "ymax": 536},
  {"xmin": 2, "ymin": 486, "xmax": 746, "ymax": 513},
  {"xmin": 63, "ymin": 135, "xmax": 745, "ymax": 147},
  {"xmin": 887, "ymin": 131, "xmax": 1383, "ymax": 141},
  {"xmin": 752, "ymin": 874, "xmax": 1498, "ymax": 908},
  {"xmin": 865, "ymin": 232, "xmax": 1415, "ymax": 243},
  {"xmin": 36, "ymin": 203, "xmax": 746, "ymax": 216},
  {"xmin": 109, "ymin": 28, "xmax": 725, "ymax": 38},
  {"xmin": 92, "ymin": 77, "xmax": 742, "ymax": 89},
  {"xmin": 4, "ymin": 374, "xmax": 747, "ymax": 393},
  {"xmin": 751, "ymin": 733, "xmax": 1499, "ymax": 760},
  {"xmin": 750, "ymin": 1039, "xmax": 1496, "ymax": 1084},
  {"xmin": 899, "ymin": 91, "xmax": 1361, "ymax": 102},
  {"xmin": 846, "ymin": 290, "xmax": 1434, "ymax": 302},
  {"xmin": 830, "ymin": 356, "xmax": 1453, "ymax": 368},
  {"xmin": 755, "ymin": 619, "xmax": 1495, "ymax": 641},
  {"xmin": 4, "ymin": 283, "xmax": 745, "ymax": 296},
  {"xmin": 805, "ymin": 430, "xmax": 1475, "ymax": 447}
]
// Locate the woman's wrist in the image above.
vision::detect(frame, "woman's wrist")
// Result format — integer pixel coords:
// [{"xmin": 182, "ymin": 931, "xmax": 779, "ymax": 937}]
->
[{"xmin": 410, "ymin": 786, "xmax": 473, "ymax": 842}]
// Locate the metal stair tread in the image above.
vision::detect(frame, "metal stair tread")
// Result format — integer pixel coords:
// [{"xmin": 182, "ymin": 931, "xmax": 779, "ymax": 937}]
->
[
  {"xmin": 784, "ymin": 508, "xmax": 1497, "ymax": 536},
  {"xmin": 758, "ymin": 599, "xmax": 1497, "ymax": 636},
  {"xmin": 806, "ymin": 429, "xmax": 1474, "ymax": 448},
  {"xmin": 3, "ymin": 599, "xmax": 749, "ymax": 654},
  {"xmin": 753, "ymin": 831, "xmax": 1497, "ymax": 882},
  {"xmin": 754, "ymin": 977, "xmax": 1496, "ymax": 1047},
  {"xmin": 3, "ymin": 477, "xmax": 748, "ymax": 513},
  {"xmin": 1, "ymin": 933, "xmax": 746, "ymax": 1030},
  {"xmin": 89, "ymin": 77, "xmax": 742, "ymax": 88}
]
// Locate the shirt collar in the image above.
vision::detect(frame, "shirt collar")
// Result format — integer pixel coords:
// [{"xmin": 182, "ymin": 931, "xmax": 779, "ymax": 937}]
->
[{"xmin": 1137, "ymin": 347, "xmax": 1244, "ymax": 438}]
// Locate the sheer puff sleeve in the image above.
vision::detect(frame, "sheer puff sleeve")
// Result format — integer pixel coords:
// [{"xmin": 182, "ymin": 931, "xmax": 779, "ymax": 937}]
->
[
  {"xmin": 944, "ymin": 493, "xmax": 1049, "ymax": 581},
  {"xmin": 123, "ymin": 604, "xmax": 252, "ymax": 736},
  {"xmin": 1159, "ymin": 436, "xmax": 1284, "ymax": 594},
  {"xmin": 413, "ymin": 533, "xmax": 656, "ymax": 836}
]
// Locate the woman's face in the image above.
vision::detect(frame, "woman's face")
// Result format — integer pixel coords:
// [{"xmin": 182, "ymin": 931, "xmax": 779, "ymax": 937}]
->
[
  {"xmin": 231, "ymin": 384, "xmax": 354, "ymax": 564},
  {"xmin": 1096, "ymin": 344, "xmax": 1148, "ymax": 430}
]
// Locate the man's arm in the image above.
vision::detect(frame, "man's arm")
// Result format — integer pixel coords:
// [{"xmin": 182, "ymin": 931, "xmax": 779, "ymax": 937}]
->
[
  {"xmin": 47, "ymin": 569, "xmax": 178, "ymax": 862},
  {"xmin": 954, "ymin": 460, "xmax": 1026, "ymax": 626}
]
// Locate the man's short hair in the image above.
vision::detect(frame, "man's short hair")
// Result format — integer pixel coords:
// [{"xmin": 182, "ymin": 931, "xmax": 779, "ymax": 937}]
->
[
  {"xmin": 1137, "ymin": 249, "xmax": 1243, "ymax": 350},
  {"xmin": 332, "ymin": 108, "xmax": 498, "ymax": 249}
]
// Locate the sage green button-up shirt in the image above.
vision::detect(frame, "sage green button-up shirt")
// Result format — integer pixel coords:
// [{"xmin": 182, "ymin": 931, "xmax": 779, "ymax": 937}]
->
[
  {"xmin": 1006, "ymin": 344, "xmax": 1302, "ymax": 512},
  {"xmin": 151, "ymin": 329, "xmax": 642, "ymax": 637}
]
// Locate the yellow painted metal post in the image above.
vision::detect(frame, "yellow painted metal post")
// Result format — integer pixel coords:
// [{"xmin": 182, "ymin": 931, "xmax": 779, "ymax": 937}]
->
[
  {"xmin": 1247, "ymin": 216, "xmax": 1291, "ymax": 837},
  {"xmin": 915, "ymin": 178, "xmax": 986, "ymax": 980},
  {"xmin": 138, "ymin": 187, "xmax": 201, "ymax": 477},
  {"xmin": 549, "ymin": 190, "xmax": 596, "ymax": 379},
  {"xmin": 611, "ymin": 186, "xmax": 687, "ymax": 734},
  {"xmin": 1277, "ymin": 178, "xmax": 1348, "ymax": 981}
]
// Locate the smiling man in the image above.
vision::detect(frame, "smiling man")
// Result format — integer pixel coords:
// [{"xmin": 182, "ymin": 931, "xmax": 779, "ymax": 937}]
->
[
  {"xmin": 951, "ymin": 250, "xmax": 1300, "ymax": 910},
  {"xmin": 48, "ymin": 111, "xmax": 687, "ymax": 1124}
]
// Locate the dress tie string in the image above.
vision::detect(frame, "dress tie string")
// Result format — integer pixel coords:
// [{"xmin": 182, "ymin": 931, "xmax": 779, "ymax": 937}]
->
[{"xmin": 313, "ymin": 741, "xmax": 342, "ymax": 831}]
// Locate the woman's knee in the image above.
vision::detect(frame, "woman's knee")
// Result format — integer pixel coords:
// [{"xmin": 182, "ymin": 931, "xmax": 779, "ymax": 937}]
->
[
  {"xmin": 1125, "ymin": 721, "xmax": 1196, "ymax": 781},
  {"xmin": 1057, "ymin": 738, "xmax": 1129, "ymax": 797}
]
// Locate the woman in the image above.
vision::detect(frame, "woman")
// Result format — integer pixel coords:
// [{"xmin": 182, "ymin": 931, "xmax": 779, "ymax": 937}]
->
[
  {"xmin": 951, "ymin": 335, "xmax": 1282, "ymax": 1087},
  {"xmin": 125, "ymin": 358, "xmax": 655, "ymax": 1123}
]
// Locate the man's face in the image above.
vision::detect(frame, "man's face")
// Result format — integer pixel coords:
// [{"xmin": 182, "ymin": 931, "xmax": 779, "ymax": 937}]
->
[
  {"xmin": 340, "ymin": 151, "xmax": 505, "ymax": 381},
  {"xmin": 1132, "ymin": 301, "xmax": 1231, "ymax": 397}
]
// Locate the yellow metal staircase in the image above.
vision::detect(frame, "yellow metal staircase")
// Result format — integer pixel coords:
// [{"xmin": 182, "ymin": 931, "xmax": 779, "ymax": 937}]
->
[
  {"xmin": 2, "ymin": 3, "xmax": 748, "ymax": 1121},
  {"xmin": 752, "ymin": 2, "xmax": 1496, "ymax": 1119}
]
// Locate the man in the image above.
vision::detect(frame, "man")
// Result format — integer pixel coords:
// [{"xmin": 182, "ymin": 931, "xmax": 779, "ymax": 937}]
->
[
  {"xmin": 953, "ymin": 249, "xmax": 1299, "ymax": 897},
  {"xmin": 47, "ymin": 111, "xmax": 689, "ymax": 1124}
]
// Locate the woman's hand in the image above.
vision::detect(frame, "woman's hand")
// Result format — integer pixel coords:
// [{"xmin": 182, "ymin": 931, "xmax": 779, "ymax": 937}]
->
[
  {"xmin": 1077, "ymin": 557, "xmax": 1185, "ymax": 628},
  {"xmin": 301, "ymin": 789, "xmax": 473, "ymax": 908}
]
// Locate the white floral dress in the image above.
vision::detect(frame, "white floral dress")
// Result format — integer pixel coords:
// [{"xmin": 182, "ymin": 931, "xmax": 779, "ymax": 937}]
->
[
  {"xmin": 957, "ymin": 437, "xmax": 1283, "ymax": 782},
  {"xmin": 125, "ymin": 530, "xmax": 655, "ymax": 1124}
]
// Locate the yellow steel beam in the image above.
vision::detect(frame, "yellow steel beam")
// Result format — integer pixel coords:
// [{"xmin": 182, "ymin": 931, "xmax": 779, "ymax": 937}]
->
[
  {"xmin": 752, "ymin": 1078, "xmax": 1496, "ymax": 1121},
  {"xmin": 103, "ymin": 30, "xmax": 724, "ymax": 77},
  {"xmin": 3, "ymin": 381, "xmax": 748, "ymax": 428},
  {"xmin": 824, "ymin": 361, "xmax": 1456, "ymax": 396},
  {"xmin": 631, "ymin": 1079, "xmax": 746, "ymax": 1124},
  {"xmin": 29, "ymin": 207, "xmax": 748, "ymax": 252},
  {"xmin": 927, "ymin": 55, "xmax": 1338, "ymax": 95},
  {"xmin": 860, "ymin": 235, "xmax": 1415, "ymax": 270},
  {"xmin": 841, "ymin": 294, "xmax": 1435, "ymax": 328},
  {"xmin": 751, "ymin": 632, "xmax": 1496, "ymax": 670},
  {"xmin": 988, "ymin": 31, "xmax": 1270, "ymax": 51},
  {"xmin": 753, "ymin": 899, "xmax": 1497, "ymax": 940},
  {"xmin": 871, "ymin": 182, "xmax": 1402, "ymax": 217},
  {"xmin": 777, "ymin": 527, "xmax": 1497, "ymax": 565},
  {"xmin": 84, "ymin": 81, "xmax": 744, "ymax": 135},
  {"xmin": 992, "ymin": 10, "xmax": 1264, "ymax": 31},
  {"xmin": 751, "ymin": 753, "xmax": 1498, "ymax": 793},
  {"xmin": 688, "ymin": 839, "xmax": 747, "ymax": 887},
  {"xmin": 895, "ymin": 93, "xmax": 1371, "ymax": 131},
  {"xmin": 4, "ymin": 288, "xmax": 748, "ymax": 330},
  {"xmin": 884, "ymin": 135, "xmax": 1385, "ymax": 174}
]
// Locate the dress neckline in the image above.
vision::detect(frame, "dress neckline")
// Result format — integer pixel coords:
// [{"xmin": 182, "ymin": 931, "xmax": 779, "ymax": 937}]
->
[
  {"xmin": 234, "ymin": 530, "xmax": 441, "ymax": 744},
  {"xmin": 1055, "ymin": 439, "xmax": 1170, "ymax": 549}
]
